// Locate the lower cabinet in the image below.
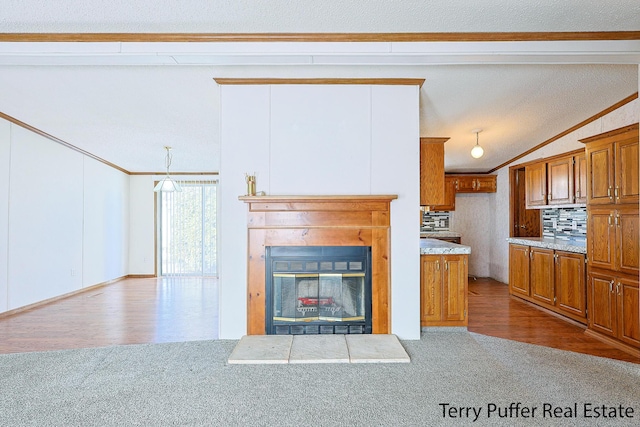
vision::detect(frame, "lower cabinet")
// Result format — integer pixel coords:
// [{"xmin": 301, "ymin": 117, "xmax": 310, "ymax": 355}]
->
[
  {"xmin": 420, "ymin": 254, "xmax": 468, "ymax": 326},
  {"xmin": 508, "ymin": 244, "xmax": 587, "ymax": 323},
  {"xmin": 588, "ymin": 270, "xmax": 640, "ymax": 348}
]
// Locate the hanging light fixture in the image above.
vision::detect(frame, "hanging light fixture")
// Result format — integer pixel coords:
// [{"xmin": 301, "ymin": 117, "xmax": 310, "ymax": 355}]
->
[
  {"xmin": 153, "ymin": 146, "xmax": 182, "ymax": 192},
  {"xmin": 470, "ymin": 129, "xmax": 484, "ymax": 159}
]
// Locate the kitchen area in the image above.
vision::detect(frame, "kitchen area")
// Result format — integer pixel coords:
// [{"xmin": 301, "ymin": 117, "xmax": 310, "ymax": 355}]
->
[{"xmin": 419, "ymin": 123, "xmax": 639, "ymax": 356}]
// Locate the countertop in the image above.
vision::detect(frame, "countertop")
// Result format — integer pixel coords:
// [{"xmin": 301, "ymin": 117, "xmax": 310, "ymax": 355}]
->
[
  {"xmin": 420, "ymin": 238, "xmax": 471, "ymax": 255},
  {"xmin": 420, "ymin": 231, "xmax": 462, "ymax": 238},
  {"xmin": 506, "ymin": 237, "xmax": 586, "ymax": 254}
]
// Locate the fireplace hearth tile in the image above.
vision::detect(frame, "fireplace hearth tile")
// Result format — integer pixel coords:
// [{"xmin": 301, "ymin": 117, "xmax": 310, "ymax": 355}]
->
[
  {"xmin": 289, "ymin": 335, "xmax": 350, "ymax": 364},
  {"xmin": 227, "ymin": 335, "xmax": 292, "ymax": 364},
  {"xmin": 346, "ymin": 335, "xmax": 410, "ymax": 363}
]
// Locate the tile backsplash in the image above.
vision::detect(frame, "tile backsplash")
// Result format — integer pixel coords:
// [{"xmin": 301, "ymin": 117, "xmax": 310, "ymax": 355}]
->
[
  {"xmin": 542, "ymin": 207, "xmax": 586, "ymax": 242},
  {"xmin": 421, "ymin": 211, "xmax": 450, "ymax": 232}
]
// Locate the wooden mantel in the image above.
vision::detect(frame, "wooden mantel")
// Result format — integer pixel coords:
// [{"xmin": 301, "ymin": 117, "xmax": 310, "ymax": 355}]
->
[{"xmin": 239, "ymin": 194, "xmax": 398, "ymax": 335}]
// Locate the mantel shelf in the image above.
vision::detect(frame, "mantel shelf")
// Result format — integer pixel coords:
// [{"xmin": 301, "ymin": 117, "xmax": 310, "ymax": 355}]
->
[{"xmin": 239, "ymin": 195, "xmax": 398, "ymax": 202}]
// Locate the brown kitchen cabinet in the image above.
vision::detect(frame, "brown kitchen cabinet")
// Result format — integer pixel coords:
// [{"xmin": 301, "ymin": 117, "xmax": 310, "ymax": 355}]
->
[
  {"xmin": 587, "ymin": 270, "xmax": 639, "ymax": 348},
  {"xmin": 547, "ymin": 155, "xmax": 574, "ymax": 205},
  {"xmin": 508, "ymin": 243, "xmax": 587, "ymax": 323},
  {"xmin": 428, "ymin": 175, "xmax": 456, "ymax": 211},
  {"xmin": 574, "ymin": 153, "xmax": 587, "ymax": 204},
  {"xmin": 524, "ymin": 149, "xmax": 587, "ymax": 209},
  {"xmin": 582, "ymin": 124, "xmax": 639, "ymax": 206},
  {"xmin": 525, "ymin": 162, "xmax": 547, "ymax": 208},
  {"xmin": 587, "ymin": 205, "xmax": 639, "ymax": 276},
  {"xmin": 582, "ymin": 123, "xmax": 639, "ymax": 355},
  {"xmin": 420, "ymin": 138, "xmax": 447, "ymax": 206},
  {"xmin": 509, "ymin": 244, "xmax": 530, "ymax": 297},
  {"xmin": 420, "ymin": 254, "xmax": 468, "ymax": 326},
  {"xmin": 455, "ymin": 175, "xmax": 497, "ymax": 193}
]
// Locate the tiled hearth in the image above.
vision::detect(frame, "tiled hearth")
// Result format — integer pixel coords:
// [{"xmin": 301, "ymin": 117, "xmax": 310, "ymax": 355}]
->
[{"xmin": 228, "ymin": 334, "xmax": 410, "ymax": 364}]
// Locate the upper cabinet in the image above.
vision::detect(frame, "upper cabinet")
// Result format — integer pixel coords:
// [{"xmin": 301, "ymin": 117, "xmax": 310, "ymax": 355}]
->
[
  {"xmin": 525, "ymin": 162, "xmax": 547, "ymax": 207},
  {"xmin": 574, "ymin": 153, "xmax": 588, "ymax": 204},
  {"xmin": 420, "ymin": 137, "xmax": 447, "ymax": 206},
  {"xmin": 524, "ymin": 149, "xmax": 586, "ymax": 209},
  {"xmin": 581, "ymin": 124, "xmax": 639, "ymax": 206},
  {"xmin": 428, "ymin": 175, "xmax": 456, "ymax": 211},
  {"xmin": 547, "ymin": 156, "xmax": 574, "ymax": 205},
  {"xmin": 454, "ymin": 175, "xmax": 497, "ymax": 193}
]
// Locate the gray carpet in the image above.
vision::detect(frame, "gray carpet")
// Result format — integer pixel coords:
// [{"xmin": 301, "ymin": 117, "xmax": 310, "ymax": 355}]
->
[{"xmin": 1, "ymin": 331, "xmax": 638, "ymax": 426}]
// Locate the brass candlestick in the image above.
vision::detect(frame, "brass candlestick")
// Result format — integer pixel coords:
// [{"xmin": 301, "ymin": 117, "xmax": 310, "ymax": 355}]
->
[{"xmin": 245, "ymin": 173, "xmax": 256, "ymax": 196}]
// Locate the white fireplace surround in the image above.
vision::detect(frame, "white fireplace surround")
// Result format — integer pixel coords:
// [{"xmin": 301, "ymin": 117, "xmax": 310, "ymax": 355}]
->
[{"xmin": 218, "ymin": 83, "xmax": 420, "ymax": 339}]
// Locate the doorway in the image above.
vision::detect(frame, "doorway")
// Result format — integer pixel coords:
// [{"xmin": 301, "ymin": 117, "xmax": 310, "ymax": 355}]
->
[
  {"xmin": 511, "ymin": 167, "xmax": 541, "ymax": 237},
  {"xmin": 157, "ymin": 180, "xmax": 218, "ymax": 276}
]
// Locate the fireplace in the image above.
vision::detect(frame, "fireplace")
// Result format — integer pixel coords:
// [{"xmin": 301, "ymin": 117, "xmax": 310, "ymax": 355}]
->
[
  {"xmin": 239, "ymin": 195, "xmax": 396, "ymax": 335},
  {"xmin": 266, "ymin": 246, "xmax": 372, "ymax": 334}
]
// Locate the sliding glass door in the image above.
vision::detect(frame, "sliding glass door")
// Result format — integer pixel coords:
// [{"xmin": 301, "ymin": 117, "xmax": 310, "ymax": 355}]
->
[{"xmin": 158, "ymin": 180, "xmax": 217, "ymax": 276}]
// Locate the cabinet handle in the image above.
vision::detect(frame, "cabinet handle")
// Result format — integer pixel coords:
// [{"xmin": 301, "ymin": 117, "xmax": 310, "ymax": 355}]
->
[
  {"xmin": 554, "ymin": 253, "xmax": 558, "ymax": 263},
  {"xmin": 608, "ymin": 186, "xmax": 612, "ymax": 199},
  {"xmin": 455, "ymin": 180, "xmax": 459, "ymax": 190},
  {"xmin": 436, "ymin": 260, "xmax": 439, "ymax": 271},
  {"xmin": 609, "ymin": 280, "xmax": 614, "ymax": 292},
  {"xmin": 529, "ymin": 251, "xmax": 533, "ymax": 260},
  {"xmin": 616, "ymin": 282, "xmax": 621, "ymax": 295},
  {"xmin": 615, "ymin": 214, "xmax": 619, "ymax": 227},
  {"xmin": 445, "ymin": 261, "xmax": 449, "ymax": 271},
  {"xmin": 615, "ymin": 186, "xmax": 619, "ymax": 199},
  {"xmin": 608, "ymin": 214, "xmax": 613, "ymax": 226},
  {"xmin": 576, "ymin": 189, "xmax": 580, "ymax": 198},
  {"xmin": 549, "ymin": 192, "xmax": 552, "ymax": 200},
  {"xmin": 472, "ymin": 180, "xmax": 476, "ymax": 190}
]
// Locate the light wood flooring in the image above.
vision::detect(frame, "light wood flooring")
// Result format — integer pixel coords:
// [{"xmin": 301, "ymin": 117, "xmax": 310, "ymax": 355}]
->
[{"xmin": 0, "ymin": 276, "xmax": 637, "ymax": 363}]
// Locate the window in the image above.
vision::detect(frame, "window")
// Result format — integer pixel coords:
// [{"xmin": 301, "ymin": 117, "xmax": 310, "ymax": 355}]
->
[{"xmin": 158, "ymin": 180, "xmax": 217, "ymax": 276}]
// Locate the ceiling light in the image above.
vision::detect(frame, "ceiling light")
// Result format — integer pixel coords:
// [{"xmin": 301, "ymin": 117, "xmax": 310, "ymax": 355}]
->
[
  {"xmin": 153, "ymin": 146, "xmax": 182, "ymax": 192},
  {"xmin": 470, "ymin": 129, "xmax": 484, "ymax": 159}
]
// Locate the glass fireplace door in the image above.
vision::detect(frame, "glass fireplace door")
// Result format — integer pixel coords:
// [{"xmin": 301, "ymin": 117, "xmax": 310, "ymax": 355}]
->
[{"xmin": 266, "ymin": 246, "xmax": 371, "ymax": 334}]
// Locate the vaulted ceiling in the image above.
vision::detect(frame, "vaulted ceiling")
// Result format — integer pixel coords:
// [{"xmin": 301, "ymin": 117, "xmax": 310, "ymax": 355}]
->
[{"xmin": 0, "ymin": 1, "xmax": 639, "ymax": 173}]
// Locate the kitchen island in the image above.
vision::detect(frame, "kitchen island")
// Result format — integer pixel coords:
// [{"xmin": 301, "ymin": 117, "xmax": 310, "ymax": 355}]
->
[{"xmin": 420, "ymin": 238, "xmax": 471, "ymax": 327}]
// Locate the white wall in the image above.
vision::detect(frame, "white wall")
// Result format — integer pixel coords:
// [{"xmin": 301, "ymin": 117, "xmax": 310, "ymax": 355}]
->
[
  {"xmin": 489, "ymin": 97, "xmax": 640, "ymax": 284},
  {"xmin": 0, "ymin": 118, "xmax": 130, "ymax": 314},
  {"xmin": 83, "ymin": 156, "xmax": 129, "ymax": 287},
  {"xmin": 219, "ymin": 84, "xmax": 420, "ymax": 339},
  {"xmin": 449, "ymin": 194, "xmax": 492, "ymax": 277},
  {"xmin": 0, "ymin": 120, "xmax": 10, "ymax": 312},
  {"xmin": 128, "ymin": 175, "xmax": 156, "ymax": 275}
]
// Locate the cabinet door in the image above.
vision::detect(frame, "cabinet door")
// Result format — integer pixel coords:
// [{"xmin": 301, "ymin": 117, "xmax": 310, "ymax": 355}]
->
[
  {"xmin": 525, "ymin": 162, "xmax": 547, "ymax": 207},
  {"xmin": 509, "ymin": 244, "xmax": 530, "ymax": 297},
  {"xmin": 574, "ymin": 153, "xmax": 587, "ymax": 204},
  {"xmin": 586, "ymin": 140, "xmax": 614, "ymax": 205},
  {"xmin": 530, "ymin": 248, "xmax": 555, "ymax": 305},
  {"xmin": 587, "ymin": 207, "xmax": 616, "ymax": 271},
  {"xmin": 420, "ymin": 255, "xmax": 442, "ymax": 324},
  {"xmin": 615, "ymin": 136, "xmax": 639, "ymax": 205},
  {"xmin": 474, "ymin": 175, "xmax": 497, "ymax": 193},
  {"xmin": 616, "ymin": 276, "xmax": 640, "ymax": 347},
  {"xmin": 455, "ymin": 176, "xmax": 476, "ymax": 192},
  {"xmin": 431, "ymin": 176, "xmax": 456, "ymax": 211},
  {"xmin": 420, "ymin": 139, "xmax": 445, "ymax": 206},
  {"xmin": 616, "ymin": 206, "xmax": 639, "ymax": 276},
  {"xmin": 443, "ymin": 255, "xmax": 468, "ymax": 322},
  {"xmin": 588, "ymin": 271, "xmax": 617, "ymax": 337},
  {"xmin": 547, "ymin": 156, "xmax": 574, "ymax": 205},
  {"xmin": 554, "ymin": 251, "xmax": 586, "ymax": 320}
]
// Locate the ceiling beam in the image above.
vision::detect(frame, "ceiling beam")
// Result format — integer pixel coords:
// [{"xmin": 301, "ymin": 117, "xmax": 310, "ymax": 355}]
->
[{"xmin": 1, "ymin": 31, "xmax": 639, "ymax": 43}]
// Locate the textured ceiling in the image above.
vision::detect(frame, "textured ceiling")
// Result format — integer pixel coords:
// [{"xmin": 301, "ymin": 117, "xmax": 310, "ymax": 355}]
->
[{"xmin": 0, "ymin": 1, "xmax": 639, "ymax": 173}]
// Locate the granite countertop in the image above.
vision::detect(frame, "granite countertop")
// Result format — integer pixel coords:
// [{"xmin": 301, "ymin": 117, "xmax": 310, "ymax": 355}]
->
[
  {"xmin": 420, "ymin": 238, "xmax": 471, "ymax": 255},
  {"xmin": 506, "ymin": 237, "xmax": 586, "ymax": 254},
  {"xmin": 420, "ymin": 231, "xmax": 462, "ymax": 238}
]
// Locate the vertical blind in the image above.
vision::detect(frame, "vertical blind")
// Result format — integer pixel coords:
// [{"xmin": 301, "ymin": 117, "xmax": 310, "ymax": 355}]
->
[{"xmin": 159, "ymin": 180, "xmax": 217, "ymax": 276}]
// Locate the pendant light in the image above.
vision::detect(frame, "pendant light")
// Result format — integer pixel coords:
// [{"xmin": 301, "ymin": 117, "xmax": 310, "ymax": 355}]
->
[
  {"xmin": 153, "ymin": 146, "xmax": 182, "ymax": 192},
  {"xmin": 470, "ymin": 129, "xmax": 484, "ymax": 159}
]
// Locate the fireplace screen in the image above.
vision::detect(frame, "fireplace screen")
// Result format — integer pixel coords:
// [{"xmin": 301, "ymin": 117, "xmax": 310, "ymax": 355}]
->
[{"xmin": 266, "ymin": 246, "xmax": 371, "ymax": 335}]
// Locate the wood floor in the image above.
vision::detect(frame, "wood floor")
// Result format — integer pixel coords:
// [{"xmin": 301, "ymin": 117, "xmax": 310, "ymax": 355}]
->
[{"xmin": 0, "ymin": 276, "xmax": 637, "ymax": 363}]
